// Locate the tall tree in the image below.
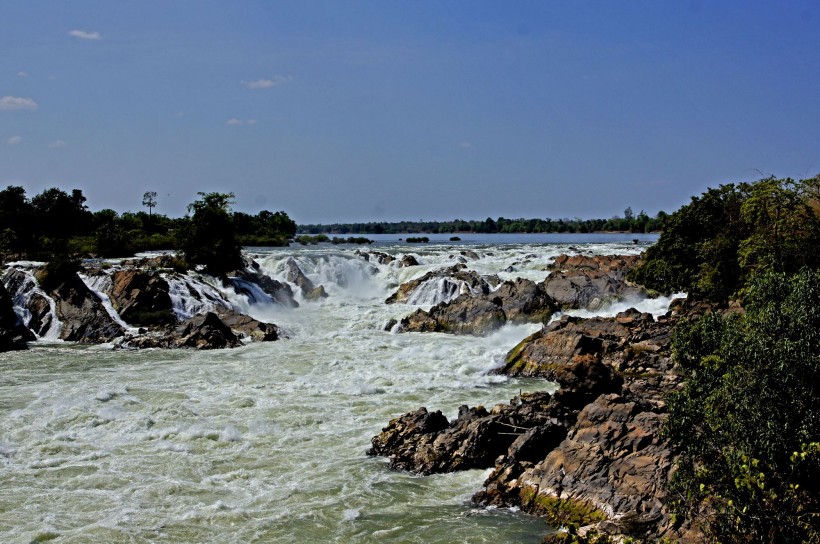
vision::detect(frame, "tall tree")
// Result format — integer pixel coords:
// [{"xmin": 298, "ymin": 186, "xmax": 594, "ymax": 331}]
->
[{"xmin": 142, "ymin": 191, "xmax": 157, "ymax": 220}]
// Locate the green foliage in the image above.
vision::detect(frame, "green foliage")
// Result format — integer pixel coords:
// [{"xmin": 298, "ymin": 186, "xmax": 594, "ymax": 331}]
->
[
  {"xmin": 177, "ymin": 192, "xmax": 244, "ymax": 277},
  {"xmin": 405, "ymin": 236, "xmax": 429, "ymax": 243},
  {"xmin": 631, "ymin": 176, "xmax": 820, "ymax": 303},
  {"xmin": 664, "ymin": 269, "xmax": 820, "ymax": 543}
]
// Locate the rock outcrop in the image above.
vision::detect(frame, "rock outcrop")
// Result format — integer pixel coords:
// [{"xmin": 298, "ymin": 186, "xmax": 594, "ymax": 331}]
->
[
  {"xmin": 544, "ymin": 254, "xmax": 644, "ymax": 310},
  {"xmin": 371, "ymin": 303, "xmax": 704, "ymax": 542},
  {"xmin": 368, "ymin": 391, "xmax": 566, "ymax": 475},
  {"xmin": 398, "ymin": 278, "xmax": 557, "ymax": 335}
]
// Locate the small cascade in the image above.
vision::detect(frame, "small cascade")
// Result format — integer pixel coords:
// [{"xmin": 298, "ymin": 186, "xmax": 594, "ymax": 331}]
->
[
  {"xmin": 227, "ymin": 277, "xmax": 274, "ymax": 305},
  {"xmin": 406, "ymin": 277, "xmax": 466, "ymax": 306},
  {"xmin": 2, "ymin": 268, "xmax": 62, "ymax": 340},
  {"xmin": 164, "ymin": 273, "xmax": 232, "ymax": 320},
  {"xmin": 79, "ymin": 273, "xmax": 140, "ymax": 334}
]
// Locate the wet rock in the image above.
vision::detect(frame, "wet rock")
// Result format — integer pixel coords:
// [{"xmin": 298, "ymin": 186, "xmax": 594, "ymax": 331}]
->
[
  {"xmin": 286, "ymin": 258, "xmax": 328, "ymax": 300},
  {"xmin": 0, "ymin": 282, "xmax": 33, "ymax": 351},
  {"xmin": 368, "ymin": 391, "xmax": 562, "ymax": 475},
  {"xmin": 109, "ymin": 269, "xmax": 175, "ymax": 326},
  {"xmin": 37, "ymin": 270, "xmax": 124, "ymax": 342},
  {"xmin": 399, "ymin": 296, "xmax": 507, "ymax": 334},
  {"xmin": 375, "ymin": 298, "xmax": 705, "ymax": 542},
  {"xmin": 399, "ymin": 254, "xmax": 419, "ymax": 267},
  {"xmin": 397, "ymin": 278, "xmax": 557, "ymax": 335},
  {"xmin": 304, "ymin": 285, "xmax": 328, "ymax": 300},
  {"xmin": 544, "ymin": 254, "xmax": 644, "ymax": 310},
  {"xmin": 216, "ymin": 308, "xmax": 279, "ymax": 342},
  {"xmin": 230, "ymin": 269, "xmax": 299, "ymax": 308},
  {"xmin": 460, "ymin": 250, "xmax": 480, "ymax": 260},
  {"xmin": 355, "ymin": 250, "xmax": 395, "ymax": 265},
  {"xmin": 173, "ymin": 311, "xmax": 241, "ymax": 349}
]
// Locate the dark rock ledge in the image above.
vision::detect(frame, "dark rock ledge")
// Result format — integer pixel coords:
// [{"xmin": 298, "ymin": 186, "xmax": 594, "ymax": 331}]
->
[{"xmin": 369, "ymin": 303, "xmax": 708, "ymax": 543}]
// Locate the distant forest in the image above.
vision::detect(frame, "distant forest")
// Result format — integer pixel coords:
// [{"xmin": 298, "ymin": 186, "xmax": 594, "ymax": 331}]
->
[{"xmin": 298, "ymin": 208, "xmax": 664, "ymax": 235}]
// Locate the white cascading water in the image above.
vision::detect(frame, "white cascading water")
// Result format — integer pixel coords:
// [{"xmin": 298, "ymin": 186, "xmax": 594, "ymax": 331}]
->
[
  {"xmin": 3, "ymin": 266, "xmax": 62, "ymax": 340},
  {"xmin": 0, "ymin": 236, "xmax": 675, "ymax": 543},
  {"xmin": 80, "ymin": 272, "xmax": 141, "ymax": 335}
]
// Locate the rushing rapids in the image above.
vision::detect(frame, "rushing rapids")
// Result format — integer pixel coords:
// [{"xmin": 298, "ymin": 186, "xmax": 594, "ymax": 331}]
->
[{"xmin": 0, "ymin": 235, "xmax": 674, "ymax": 543}]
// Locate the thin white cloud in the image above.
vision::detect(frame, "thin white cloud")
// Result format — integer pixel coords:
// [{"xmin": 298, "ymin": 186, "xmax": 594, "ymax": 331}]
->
[
  {"xmin": 48, "ymin": 140, "xmax": 67, "ymax": 148},
  {"xmin": 241, "ymin": 75, "xmax": 293, "ymax": 89},
  {"xmin": 17, "ymin": 71, "xmax": 28, "ymax": 78},
  {"xmin": 0, "ymin": 96, "xmax": 38, "ymax": 111},
  {"xmin": 69, "ymin": 29, "xmax": 102, "ymax": 40},
  {"xmin": 226, "ymin": 118, "xmax": 257, "ymax": 126},
  {"xmin": 459, "ymin": 141, "xmax": 473, "ymax": 149},
  {"xmin": 4, "ymin": 135, "xmax": 22, "ymax": 145}
]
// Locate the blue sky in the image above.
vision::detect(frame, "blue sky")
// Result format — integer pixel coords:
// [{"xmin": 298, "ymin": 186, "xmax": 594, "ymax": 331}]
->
[{"xmin": 1, "ymin": 1, "xmax": 818, "ymax": 223}]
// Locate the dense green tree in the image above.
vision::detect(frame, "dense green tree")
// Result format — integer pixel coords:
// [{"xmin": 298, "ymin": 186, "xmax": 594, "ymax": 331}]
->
[
  {"xmin": 0, "ymin": 186, "xmax": 35, "ymax": 257},
  {"xmin": 177, "ymin": 192, "xmax": 243, "ymax": 277},
  {"xmin": 665, "ymin": 269, "xmax": 820, "ymax": 543},
  {"xmin": 31, "ymin": 188, "xmax": 93, "ymax": 239}
]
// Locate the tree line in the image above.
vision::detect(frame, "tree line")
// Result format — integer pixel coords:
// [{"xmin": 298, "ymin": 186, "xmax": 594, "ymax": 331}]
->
[
  {"xmin": 298, "ymin": 208, "xmax": 663, "ymax": 235},
  {"xmin": 0, "ymin": 187, "xmax": 296, "ymax": 275}
]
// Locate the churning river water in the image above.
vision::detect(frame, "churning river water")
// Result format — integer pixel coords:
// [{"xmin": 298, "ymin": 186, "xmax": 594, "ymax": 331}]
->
[{"xmin": 0, "ymin": 234, "xmax": 669, "ymax": 543}]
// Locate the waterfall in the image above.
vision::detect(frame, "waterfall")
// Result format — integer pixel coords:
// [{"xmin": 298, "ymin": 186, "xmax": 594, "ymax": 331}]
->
[
  {"xmin": 163, "ymin": 273, "xmax": 232, "ymax": 320},
  {"xmin": 79, "ymin": 272, "xmax": 140, "ymax": 334},
  {"xmin": 2, "ymin": 268, "xmax": 62, "ymax": 340}
]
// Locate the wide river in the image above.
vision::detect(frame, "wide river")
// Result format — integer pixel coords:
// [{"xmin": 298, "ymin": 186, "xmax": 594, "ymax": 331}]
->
[{"xmin": 0, "ymin": 233, "xmax": 668, "ymax": 543}]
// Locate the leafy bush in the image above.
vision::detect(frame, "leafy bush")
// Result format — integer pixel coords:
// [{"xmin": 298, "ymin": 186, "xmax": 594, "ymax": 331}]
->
[{"xmin": 664, "ymin": 269, "xmax": 820, "ymax": 543}]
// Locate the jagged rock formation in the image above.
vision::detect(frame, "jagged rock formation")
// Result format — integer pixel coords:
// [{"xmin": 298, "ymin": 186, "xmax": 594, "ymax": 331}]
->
[
  {"xmin": 398, "ymin": 278, "xmax": 557, "ymax": 335},
  {"xmin": 370, "ymin": 301, "xmax": 705, "ymax": 542}
]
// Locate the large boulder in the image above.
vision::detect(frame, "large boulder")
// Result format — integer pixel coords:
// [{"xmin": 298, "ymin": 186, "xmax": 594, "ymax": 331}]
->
[
  {"xmin": 397, "ymin": 278, "xmax": 557, "ymax": 335},
  {"xmin": 108, "ymin": 269, "xmax": 175, "ymax": 326},
  {"xmin": 173, "ymin": 311, "xmax": 241, "ymax": 349},
  {"xmin": 216, "ymin": 308, "xmax": 279, "ymax": 342},
  {"xmin": 544, "ymin": 254, "xmax": 644, "ymax": 310}
]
